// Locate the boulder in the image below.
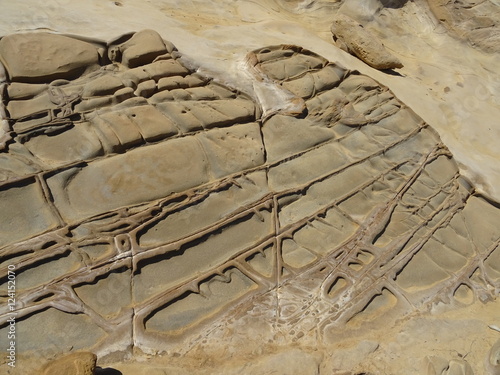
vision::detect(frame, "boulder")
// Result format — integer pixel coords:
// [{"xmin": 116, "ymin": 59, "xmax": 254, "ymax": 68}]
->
[{"xmin": 331, "ymin": 14, "xmax": 403, "ymax": 70}]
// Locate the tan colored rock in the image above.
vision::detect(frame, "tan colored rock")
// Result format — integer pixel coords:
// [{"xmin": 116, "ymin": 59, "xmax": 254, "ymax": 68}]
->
[
  {"xmin": 157, "ymin": 74, "xmax": 205, "ymax": 91},
  {"xmin": 23, "ymin": 121, "xmax": 103, "ymax": 166},
  {"xmin": 0, "ymin": 28, "xmax": 499, "ymax": 375},
  {"xmin": 97, "ymin": 105, "xmax": 178, "ymax": 143},
  {"xmin": 0, "ymin": 60, "xmax": 6, "ymax": 83},
  {"xmin": 40, "ymin": 352, "xmax": 97, "ymax": 375},
  {"xmin": 46, "ymin": 136, "xmax": 210, "ymax": 223},
  {"xmin": 262, "ymin": 114, "xmax": 335, "ymax": 162},
  {"xmin": 331, "ymin": 14, "xmax": 403, "ymax": 70},
  {"xmin": 144, "ymin": 59, "xmax": 190, "ymax": 79},
  {"xmin": 197, "ymin": 122, "xmax": 264, "ymax": 177},
  {"xmin": 338, "ymin": 0, "xmax": 383, "ymax": 23},
  {"xmin": 7, "ymin": 93, "xmax": 56, "ymax": 119},
  {"xmin": 487, "ymin": 340, "xmax": 500, "ymax": 375},
  {"xmin": 0, "ymin": 81, "xmax": 10, "ymax": 150},
  {"xmin": 155, "ymin": 98, "xmax": 255, "ymax": 132},
  {"xmin": 424, "ymin": 356, "xmax": 474, "ymax": 375},
  {"xmin": 134, "ymin": 79, "xmax": 156, "ymax": 97},
  {"xmin": 7, "ymin": 82, "xmax": 48, "ymax": 100},
  {"xmin": 0, "ymin": 179, "xmax": 59, "ymax": 247},
  {"xmin": 110, "ymin": 29, "xmax": 168, "ymax": 68},
  {"xmin": 428, "ymin": 0, "xmax": 500, "ymax": 53},
  {"xmin": 0, "ymin": 33, "xmax": 99, "ymax": 83},
  {"xmin": 0, "ymin": 119, "xmax": 10, "ymax": 151},
  {"xmin": 82, "ymin": 75, "xmax": 124, "ymax": 98}
]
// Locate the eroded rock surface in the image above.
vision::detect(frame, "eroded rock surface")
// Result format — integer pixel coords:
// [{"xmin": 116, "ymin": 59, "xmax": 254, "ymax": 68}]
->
[
  {"xmin": 0, "ymin": 33, "xmax": 100, "ymax": 83},
  {"xmin": 425, "ymin": 356, "xmax": 474, "ymax": 375},
  {"xmin": 428, "ymin": 0, "xmax": 500, "ymax": 53},
  {"xmin": 487, "ymin": 339, "xmax": 500, "ymax": 375},
  {"xmin": 40, "ymin": 352, "xmax": 97, "ymax": 375},
  {"xmin": 0, "ymin": 31, "xmax": 498, "ymax": 374}
]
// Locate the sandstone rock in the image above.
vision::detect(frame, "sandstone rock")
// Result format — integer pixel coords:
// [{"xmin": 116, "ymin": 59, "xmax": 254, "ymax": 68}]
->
[
  {"xmin": 331, "ymin": 14, "xmax": 403, "ymax": 70},
  {"xmin": 226, "ymin": 349, "xmax": 322, "ymax": 375},
  {"xmin": 157, "ymin": 74, "xmax": 206, "ymax": 91},
  {"xmin": 0, "ymin": 82, "xmax": 10, "ymax": 150},
  {"xmin": 110, "ymin": 29, "xmax": 168, "ymax": 68},
  {"xmin": 7, "ymin": 82, "xmax": 48, "ymax": 100},
  {"xmin": 113, "ymin": 86, "xmax": 135, "ymax": 103},
  {"xmin": 135, "ymin": 79, "xmax": 156, "ymax": 97},
  {"xmin": 40, "ymin": 352, "xmax": 97, "ymax": 375},
  {"xmin": 97, "ymin": 105, "xmax": 178, "ymax": 143},
  {"xmin": 262, "ymin": 114, "xmax": 336, "ymax": 162},
  {"xmin": 23, "ymin": 121, "xmax": 103, "ymax": 166},
  {"xmin": 0, "ymin": 119, "xmax": 10, "ymax": 150},
  {"xmin": 0, "ymin": 179, "xmax": 59, "ymax": 247},
  {"xmin": 0, "ymin": 29, "xmax": 499, "ymax": 375},
  {"xmin": 82, "ymin": 75, "xmax": 125, "ymax": 98},
  {"xmin": 428, "ymin": 0, "xmax": 500, "ymax": 53},
  {"xmin": 120, "ymin": 60, "xmax": 189, "ymax": 88},
  {"xmin": 145, "ymin": 59, "xmax": 190, "ymax": 79},
  {"xmin": 424, "ymin": 356, "xmax": 474, "ymax": 375},
  {"xmin": 338, "ymin": 0, "xmax": 384, "ymax": 22},
  {"xmin": 0, "ymin": 33, "xmax": 99, "ymax": 83},
  {"xmin": 487, "ymin": 339, "xmax": 500, "ymax": 375},
  {"xmin": 0, "ymin": 60, "xmax": 6, "ymax": 83},
  {"xmin": 7, "ymin": 92, "xmax": 56, "ymax": 119}
]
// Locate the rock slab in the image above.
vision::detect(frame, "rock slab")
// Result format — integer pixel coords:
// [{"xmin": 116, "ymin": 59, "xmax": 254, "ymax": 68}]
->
[{"xmin": 0, "ymin": 33, "xmax": 99, "ymax": 83}]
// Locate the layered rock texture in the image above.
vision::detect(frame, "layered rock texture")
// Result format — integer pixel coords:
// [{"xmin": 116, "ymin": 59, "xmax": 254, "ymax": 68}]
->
[{"xmin": 0, "ymin": 1, "xmax": 499, "ymax": 375}]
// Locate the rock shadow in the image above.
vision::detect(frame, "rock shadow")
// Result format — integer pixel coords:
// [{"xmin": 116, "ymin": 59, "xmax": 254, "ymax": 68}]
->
[
  {"xmin": 380, "ymin": 0, "xmax": 409, "ymax": 9},
  {"xmin": 95, "ymin": 367, "xmax": 123, "ymax": 375},
  {"xmin": 381, "ymin": 68, "xmax": 404, "ymax": 77}
]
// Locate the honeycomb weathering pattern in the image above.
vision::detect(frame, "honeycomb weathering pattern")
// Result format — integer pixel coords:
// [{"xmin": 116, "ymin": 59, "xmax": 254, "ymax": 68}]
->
[{"xmin": 0, "ymin": 31, "xmax": 499, "ymax": 363}]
